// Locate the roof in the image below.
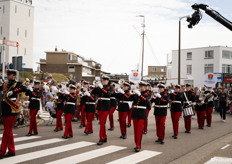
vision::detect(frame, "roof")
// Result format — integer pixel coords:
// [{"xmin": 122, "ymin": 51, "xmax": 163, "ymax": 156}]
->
[{"xmin": 172, "ymin": 45, "xmax": 232, "ymax": 52}]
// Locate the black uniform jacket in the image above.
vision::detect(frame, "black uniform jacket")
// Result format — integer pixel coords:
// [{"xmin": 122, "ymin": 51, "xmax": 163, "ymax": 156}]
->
[
  {"xmin": 204, "ymin": 90, "xmax": 217, "ymax": 108},
  {"xmin": 56, "ymin": 92, "xmax": 65, "ymax": 111},
  {"xmin": 94, "ymin": 85, "xmax": 113, "ymax": 111},
  {"xmin": 82, "ymin": 92, "xmax": 97, "ymax": 113},
  {"xmin": 169, "ymin": 92, "xmax": 184, "ymax": 112},
  {"xmin": 64, "ymin": 93, "xmax": 77, "ymax": 114},
  {"xmin": 195, "ymin": 94, "xmax": 208, "ymax": 111},
  {"xmin": 151, "ymin": 91, "xmax": 169, "ymax": 116},
  {"xmin": 0, "ymin": 80, "xmax": 27, "ymax": 116},
  {"xmin": 115, "ymin": 90, "xmax": 132, "ymax": 112},
  {"xmin": 26, "ymin": 88, "xmax": 43, "ymax": 110},
  {"xmin": 131, "ymin": 91, "xmax": 149, "ymax": 120},
  {"xmin": 110, "ymin": 91, "xmax": 117, "ymax": 107}
]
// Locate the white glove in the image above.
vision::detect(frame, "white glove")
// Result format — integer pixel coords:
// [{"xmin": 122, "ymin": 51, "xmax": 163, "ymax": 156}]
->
[
  {"xmin": 156, "ymin": 93, "xmax": 161, "ymax": 98},
  {"xmin": 199, "ymin": 97, "xmax": 203, "ymax": 101},
  {"xmin": 55, "ymin": 96, "xmax": 58, "ymax": 99},
  {"xmin": 64, "ymin": 90, "xmax": 70, "ymax": 94},
  {"xmin": 27, "ymin": 86, "xmax": 33, "ymax": 91},
  {"xmin": 134, "ymin": 90, "xmax": 141, "ymax": 96},
  {"xmin": 118, "ymin": 88, "xmax": 125, "ymax": 94},
  {"xmin": 7, "ymin": 91, "xmax": 13, "ymax": 97},
  {"xmin": 84, "ymin": 91, "xmax": 90, "ymax": 97},
  {"xmin": 201, "ymin": 101, "xmax": 204, "ymax": 104},
  {"xmin": 98, "ymin": 83, "xmax": 103, "ymax": 89},
  {"xmin": 192, "ymin": 102, "xmax": 196, "ymax": 105}
]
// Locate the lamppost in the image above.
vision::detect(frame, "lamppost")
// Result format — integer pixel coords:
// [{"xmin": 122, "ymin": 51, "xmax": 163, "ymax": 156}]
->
[
  {"xmin": 137, "ymin": 15, "xmax": 145, "ymax": 80},
  {"xmin": 178, "ymin": 15, "xmax": 189, "ymax": 84}
]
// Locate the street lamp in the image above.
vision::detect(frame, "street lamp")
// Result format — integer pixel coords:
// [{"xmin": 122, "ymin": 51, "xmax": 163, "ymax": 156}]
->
[
  {"xmin": 137, "ymin": 15, "xmax": 145, "ymax": 80},
  {"xmin": 178, "ymin": 15, "xmax": 189, "ymax": 84}
]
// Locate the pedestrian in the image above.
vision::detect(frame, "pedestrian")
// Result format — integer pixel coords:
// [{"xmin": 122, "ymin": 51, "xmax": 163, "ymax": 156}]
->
[
  {"xmin": 143, "ymin": 83, "xmax": 152, "ymax": 135},
  {"xmin": 218, "ymin": 88, "xmax": 228, "ymax": 122},
  {"xmin": 108, "ymin": 83, "xmax": 117, "ymax": 131}
]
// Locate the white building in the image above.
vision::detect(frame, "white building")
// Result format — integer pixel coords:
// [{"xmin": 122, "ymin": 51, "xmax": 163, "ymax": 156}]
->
[
  {"xmin": 0, "ymin": 0, "xmax": 34, "ymax": 69},
  {"xmin": 166, "ymin": 46, "xmax": 232, "ymax": 87}
]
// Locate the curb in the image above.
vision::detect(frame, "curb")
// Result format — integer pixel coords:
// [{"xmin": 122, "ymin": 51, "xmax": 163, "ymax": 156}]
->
[{"xmin": 169, "ymin": 132, "xmax": 232, "ymax": 164}]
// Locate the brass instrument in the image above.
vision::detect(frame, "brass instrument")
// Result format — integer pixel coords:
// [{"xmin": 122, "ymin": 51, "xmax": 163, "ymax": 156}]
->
[
  {"xmin": 197, "ymin": 91, "xmax": 206, "ymax": 106},
  {"xmin": 118, "ymin": 79, "xmax": 125, "ymax": 87}
]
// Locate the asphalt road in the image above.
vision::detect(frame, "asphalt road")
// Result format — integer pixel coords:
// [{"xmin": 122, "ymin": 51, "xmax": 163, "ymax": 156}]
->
[{"xmin": 1, "ymin": 110, "xmax": 232, "ymax": 164}]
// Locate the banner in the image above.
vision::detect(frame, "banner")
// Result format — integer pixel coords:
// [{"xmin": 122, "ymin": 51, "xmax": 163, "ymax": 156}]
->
[
  {"xmin": 129, "ymin": 72, "xmax": 141, "ymax": 84},
  {"xmin": 203, "ymin": 73, "xmax": 217, "ymax": 87}
]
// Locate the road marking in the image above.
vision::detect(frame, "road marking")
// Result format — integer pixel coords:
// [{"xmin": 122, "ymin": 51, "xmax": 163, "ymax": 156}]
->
[
  {"xmin": 14, "ymin": 136, "xmax": 41, "ymax": 142},
  {"xmin": 0, "ymin": 141, "xmax": 95, "ymax": 164},
  {"xmin": 46, "ymin": 145, "xmax": 126, "ymax": 164},
  {"xmin": 0, "ymin": 134, "xmax": 16, "ymax": 138},
  {"xmin": 16, "ymin": 138, "xmax": 66, "ymax": 150},
  {"xmin": 221, "ymin": 144, "xmax": 231, "ymax": 150},
  {"xmin": 107, "ymin": 150, "xmax": 162, "ymax": 164},
  {"xmin": 205, "ymin": 157, "xmax": 232, "ymax": 164}
]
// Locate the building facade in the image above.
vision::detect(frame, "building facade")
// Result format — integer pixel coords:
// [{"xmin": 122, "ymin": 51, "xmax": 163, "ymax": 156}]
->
[
  {"xmin": 147, "ymin": 66, "xmax": 166, "ymax": 77},
  {"xmin": 38, "ymin": 49, "xmax": 107, "ymax": 82},
  {"xmin": 166, "ymin": 46, "xmax": 232, "ymax": 87},
  {"xmin": 0, "ymin": 0, "xmax": 34, "ymax": 69}
]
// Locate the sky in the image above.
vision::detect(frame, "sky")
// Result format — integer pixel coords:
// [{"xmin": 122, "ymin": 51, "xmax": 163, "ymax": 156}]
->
[{"xmin": 33, "ymin": 0, "xmax": 232, "ymax": 75}]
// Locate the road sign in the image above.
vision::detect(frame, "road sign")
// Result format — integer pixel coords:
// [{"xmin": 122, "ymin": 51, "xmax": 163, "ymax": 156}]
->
[{"xmin": 6, "ymin": 40, "xmax": 19, "ymax": 47}]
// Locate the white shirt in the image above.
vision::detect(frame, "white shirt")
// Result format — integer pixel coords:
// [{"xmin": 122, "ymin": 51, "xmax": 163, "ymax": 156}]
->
[
  {"xmin": 51, "ymin": 86, "xmax": 58, "ymax": 95},
  {"xmin": 44, "ymin": 85, "xmax": 50, "ymax": 93},
  {"xmin": 46, "ymin": 102, "xmax": 55, "ymax": 113}
]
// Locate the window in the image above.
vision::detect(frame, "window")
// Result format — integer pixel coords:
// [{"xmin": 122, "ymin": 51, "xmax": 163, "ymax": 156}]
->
[
  {"xmin": 24, "ymin": 48, "xmax": 26, "ymax": 55},
  {"xmin": 17, "ymin": 28, "xmax": 19, "ymax": 36},
  {"xmin": 186, "ymin": 65, "xmax": 192, "ymax": 75},
  {"xmin": 204, "ymin": 64, "xmax": 214, "ymax": 74},
  {"xmin": 68, "ymin": 66, "xmax": 75, "ymax": 72},
  {"xmin": 15, "ymin": 5, "xmax": 17, "ymax": 13},
  {"xmin": 152, "ymin": 67, "xmax": 156, "ymax": 72},
  {"xmin": 205, "ymin": 50, "xmax": 214, "ymax": 59},
  {"xmin": 222, "ymin": 50, "xmax": 232, "ymax": 59},
  {"xmin": 68, "ymin": 54, "xmax": 71, "ymax": 60},
  {"xmin": 25, "ymin": 30, "xmax": 27, "ymax": 38},
  {"xmin": 161, "ymin": 67, "xmax": 166, "ymax": 72},
  {"xmin": 222, "ymin": 64, "xmax": 232, "ymax": 73},
  {"xmin": 187, "ymin": 52, "xmax": 192, "ymax": 60}
]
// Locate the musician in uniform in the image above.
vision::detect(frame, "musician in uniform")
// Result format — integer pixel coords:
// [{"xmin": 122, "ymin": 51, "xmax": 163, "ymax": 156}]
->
[
  {"xmin": 0, "ymin": 69, "xmax": 27, "ymax": 159},
  {"xmin": 204, "ymin": 87, "xmax": 217, "ymax": 127},
  {"xmin": 95, "ymin": 75, "xmax": 113, "ymax": 145},
  {"xmin": 151, "ymin": 83, "xmax": 169, "ymax": 144},
  {"xmin": 169, "ymin": 85, "xmax": 184, "ymax": 139},
  {"xmin": 79, "ymin": 81, "xmax": 89, "ymax": 128},
  {"xmin": 108, "ymin": 83, "xmax": 117, "ymax": 131},
  {"xmin": 82, "ymin": 85, "xmax": 97, "ymax": 135},
  {"xmin": 115, "ymin": 82, "xmax": 132, "ymax": 139},
  {"xmin": 143, "ymin": 83, "xmax": 152, "ymax": 135},
  {"xmin": 26, "ymin": 80, "xmax": 43, "ymax": 136},
  {"xmin": 127, "ymin": 81, "xmax": 135, "ymax": 128},
  {"xmin": 183, "ymin": 83, "xmax": 195, "ymax": 133},
  {"xmin": 54, "ymin": 89, "xmax": 65, "ymax": 132},
  {"xmin": 195, "ymin": 87, "xmax": 208, "ymax": 129},
  {"xmin": 62, "ymin": 84, "xmax": 77, "ymax": 139},
  {"xmin": 131, "ymin": 81, "xmax": 149, "ymax": 152}
]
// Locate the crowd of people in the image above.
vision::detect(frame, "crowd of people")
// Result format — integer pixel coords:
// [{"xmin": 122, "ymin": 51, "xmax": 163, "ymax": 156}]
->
[{"xmin": 0, "ymin": 69, "xmax": 231, "ymax": 159}]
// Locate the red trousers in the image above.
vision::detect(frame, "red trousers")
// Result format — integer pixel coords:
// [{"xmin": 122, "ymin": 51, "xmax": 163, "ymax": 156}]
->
[
  {"xmin": 206, "ymin": 107, "xmax": 213, "ymax": 125},
  {"xmin": 109, "ymin": 107, "xmax": 116, "ymax": 128},
  {"xmin": 184, "ymin": 116, "xmax": 192, "ymax": 131},
  {"xmin": 143, "ymin": 109, "xmax": 150, "ymax": 132},
  {"xmin": 80, "ymin": 105, "xmax": 86, "ymax": 126},
  {"xmin": 0, "ymin": 116, "xmax": 16, "ymax": 156},
  {"xmin": 74, "ymin": 105, "xmax": 81, "ymax": 119},
  {"xmin": 98, "ymin": 110, "xmax": 109, "ymax": 141},
  {"xmin": 197, "ymin": 110, "xmax": 206, "ymax": 128},
  {"xmin": 133, "ymin": 119, "xmax": 144, "ymax": 148},
  {"xmin": 29, "ymin": 109, "xmax": 39, "ymax": 133},
  {"xmin": 171, "ymin": 111, "xmax": 182, "ymax": 136},
  {"xmin": 119, "ymin": 112, "xmax": 128, "ymax": 135},
  {"xmin": 56, "ymin": 110, "xmax": 63, "ymax": 130},
  {"xmin": 155, "ymin": 116, "xmax": 166, "ymax": 140},
  {"xmin": 85, "ymin": 112, "xmax": 95, "ymax": 133},
  {"xmin": 63, "ymin": 113, "xmax": 73, "ymax": 136},
  {"xmin": 127, "ymin": 107, "xmax": 133, "ymax": 125}
]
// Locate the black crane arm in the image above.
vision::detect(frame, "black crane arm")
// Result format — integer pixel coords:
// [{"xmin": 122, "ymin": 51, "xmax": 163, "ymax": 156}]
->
[{"xmin": 187, "ymin": 3, "xmax": 232, "ymax": 31}]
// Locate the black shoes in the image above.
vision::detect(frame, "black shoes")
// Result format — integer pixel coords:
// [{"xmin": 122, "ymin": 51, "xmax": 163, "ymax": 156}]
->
[
  {"xmin": 26, "ymin": 133, "xmax": 32, "ymax": 136},
  {"xmin": 4, "ymin": 152, "xmax": 15, "ymax": 158},
  {"xmin": 185, "ymin": 130, "xmax": 191, "ymax": 133},
  {"xmin": 97, "ymin": 140, "xmax": 104, "ymax": 145},
  {"xmin": 172, "ymin": 135, "xmax": 178, "ymax": 139},
  {"xmin": 84, "ymin": 131, "xmax": 89, "ymax": 135},
  {"xmin": 67, "ymin": 135, "xmax": 73, "ymax": 138},
  {"xmin": 143, "ymin": 131, "xmax": 147, "ymax": 135},
  {"xmin": 127, "ymin": 124, "xmax": 131, "ymax": 128},
  {"xmin": 207, "ymin": 124, "xmax": 211, "ymax": 127},
  {"xmin": 54, "ymin": 129, "xmax": 59, "ymax": 132},
  {"xmin": 0, "ymin": 154, "xmax": 3, "ymax": 159},
  {"xmin": 103, "ymin": 138, "xmax": 107, "ymax": 143},
  {"xmin": 120, "ymin": 135, "xmax": 127, "ymax": 139},
  {"xmin": 155, "ymin": 139, "xmax": 164, "ymax": 144},
  {"xmin": 134, "ymin": 147, "xmax": 141, "ymax": 152},
  {"xmin": 108, "ymin": 127, "xmax": 114, "ymax": 131},
  {"xmin": 62, "ymin": 136, "xmax": 68, "ymax": 139},
  {"xmin": 198, "ymin": 127, "xmax": 204, "ymax": 129},
  {"xmin": 33, "ymin": 132, "xmax": 38, "ymax": 135},
  {"xmin": 79, "ymin": 125, "xmax": 83, "ymax": 128}
]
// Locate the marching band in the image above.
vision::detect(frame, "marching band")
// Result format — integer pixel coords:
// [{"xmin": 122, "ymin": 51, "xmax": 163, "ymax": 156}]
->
[{"xmin": 0, "ymin": 70, "xmax": 227, "ymax": 159}]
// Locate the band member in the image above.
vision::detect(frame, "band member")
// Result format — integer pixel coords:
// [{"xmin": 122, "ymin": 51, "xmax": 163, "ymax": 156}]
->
[
  {"xmin": 195, "ymin": 87, "xmax": 208, "ymax": 129},
  {"xmin": 127, "ymin": 81, "xmax": 135, "ymax": 128},
  {"xmin": 143, "ymin": 83, "xmax": 152, "ymax": 135},
  {"xmin": 62, "ymin": 84, "xmax": 77, "ymax": 139},
  {"xmin": 151, "ymin": 83, "xmax": 169, "ymax": 144},
  {"xmin": 95, "ymin": 75, "xmax": 113, "ymax": 145},
  {"xmin": 0, "ymin": 69, "xmax": 27, "ymax": 159},
  {"xmin": 204, "ymin": 86, "xmax": 217, "ymax": 127},
  {"xmin": 82, "ymin": 85, "xmax": 97, "ymax": 135},
  {"xmin": 169, "ymin": 85, "xmax": 184, "ymax": 139},
  {"xmin": 183, "ymin": 84, "xmax": 195, "ymax": 133},
  {"xmin": 108, "ymin": 83, "xmax": 117, "ymax": 131},
  {"xmin": 79, "ymin": 81, "xmax": 89, "ymax": 128},
  {"xmin": 115, "ymin": 82, "xmax": 131, "ymax": 139},
  {"xmin": 54, "ymin": 89, "xmax": 65, "ymax": 132},
  {"xmin": 26, "ymin": 81, "xmax": 43, "ymax": 136},
  {"xmin": 131, "ymin": 81, "xmax": 149, "ymax": 152}
]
